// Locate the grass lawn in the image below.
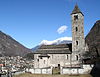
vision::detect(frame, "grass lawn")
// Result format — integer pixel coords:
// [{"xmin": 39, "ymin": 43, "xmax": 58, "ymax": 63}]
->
[{"xmin": 13, "ymin": 73, "xmax": 92, "ymax": 77}]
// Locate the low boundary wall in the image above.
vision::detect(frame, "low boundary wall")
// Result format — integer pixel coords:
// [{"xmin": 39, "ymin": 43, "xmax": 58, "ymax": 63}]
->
[
  {"xmin": 26, "ymin": 67, "xmax": 52, "ymax": 74},
  {"xmin": 60, "ymin": 64, "xmax": 94, "ymax": 74},
  {"xmin": 26, "ymin": 64, "xmax": 93, "ymax": 75}
]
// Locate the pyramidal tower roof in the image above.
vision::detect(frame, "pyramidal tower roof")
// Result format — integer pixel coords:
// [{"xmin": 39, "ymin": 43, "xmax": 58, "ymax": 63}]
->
[{"xmin": 71, "ymin": 4, "xmax": 84, "ymax": 16}]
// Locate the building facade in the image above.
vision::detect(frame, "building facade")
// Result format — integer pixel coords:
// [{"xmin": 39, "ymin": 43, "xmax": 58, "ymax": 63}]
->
[
  {"xmin": 34, "ymin": 44, "xmax": 72, "ymax": 68},
  {"xmin": 34, "ymin": 5, "xmax": 88, "ymax": 69}
]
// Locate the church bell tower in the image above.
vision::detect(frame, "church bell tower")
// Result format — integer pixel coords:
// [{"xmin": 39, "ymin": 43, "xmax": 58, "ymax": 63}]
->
[{"xmin": 71, "ymin": 4, "xmax": 85, "ymax": 65}]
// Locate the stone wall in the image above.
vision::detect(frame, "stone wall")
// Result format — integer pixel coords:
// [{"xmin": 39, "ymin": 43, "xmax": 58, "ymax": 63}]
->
[
  {"xmin": 34, "ymin": 54, "xmax": 71, "ymax": 68},
  {"xmin": 71, "ymin": 11, "xmax": 85, "ymax": 65},
  {"xmin": 26, "ymin": 67, "xmax": 52, "ymax": 74},
  {"xmin": 26, "ymin": 64, "xmax": 93, "ymax": 75},
  {"xmin": 60, "ymin": 64, "xmax": 93, "ymax": 74}
]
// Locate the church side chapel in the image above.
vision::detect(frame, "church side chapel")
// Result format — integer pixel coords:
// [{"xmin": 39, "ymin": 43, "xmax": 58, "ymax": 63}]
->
[{"xmin": 33, "ymin": 4, "xmax": 92, "ymax": 74}]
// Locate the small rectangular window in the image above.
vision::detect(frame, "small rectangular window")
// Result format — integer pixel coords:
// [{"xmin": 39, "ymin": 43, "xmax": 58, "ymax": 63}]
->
[
  {"xmin": 76, "ymin": 55, "xmax": 78, "ymax": 60},
  {"xmin": 40, "ymin": 57, "xmax": 42, "ymax": 59}
]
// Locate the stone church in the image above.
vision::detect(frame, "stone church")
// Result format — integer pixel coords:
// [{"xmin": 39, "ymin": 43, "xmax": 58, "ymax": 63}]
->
[{"xmin": 34, "ymin": 4, "xmax": 88, "ymax": 69}]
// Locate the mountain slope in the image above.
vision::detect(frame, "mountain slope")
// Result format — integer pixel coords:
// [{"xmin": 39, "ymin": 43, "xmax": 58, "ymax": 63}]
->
[
  {"xmin": 39, "ymin": 37, "xmax": 72, "ymax": 45},
  {"xmin": 85, "ymin": 20, "xmax": 100, "ymax": 56},
  {"xmin": 0, "ymin": 31, "xmax": 31, "ymax": 57}
]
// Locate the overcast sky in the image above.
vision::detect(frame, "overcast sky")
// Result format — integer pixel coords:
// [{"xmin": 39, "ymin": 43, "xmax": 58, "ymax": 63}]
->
[{"xmin": 0, "ymin": 0, "xmax": 100, "ymax": 48}]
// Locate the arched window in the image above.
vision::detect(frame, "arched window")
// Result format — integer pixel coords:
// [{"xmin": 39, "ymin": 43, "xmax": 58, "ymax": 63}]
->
[
  {"xmin": 66, "ymin": 55, "xmax": 68, "ymax": 60},
  {"xmin": 76, "ymin": 27, "xmax": 78, "ymax": 31},
  {"xmin": 76, "ymin": 55, "xmax": 78, "ymax": 60},
  {"xmin": 76, "ymin": 41, "xmax": 78, "ymax": 45}
]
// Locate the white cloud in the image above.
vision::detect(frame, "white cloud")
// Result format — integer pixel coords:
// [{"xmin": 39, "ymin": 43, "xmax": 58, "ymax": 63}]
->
[{"xmin": 57, "ymin": 25, "xmax": 68, "ymax": 34}]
